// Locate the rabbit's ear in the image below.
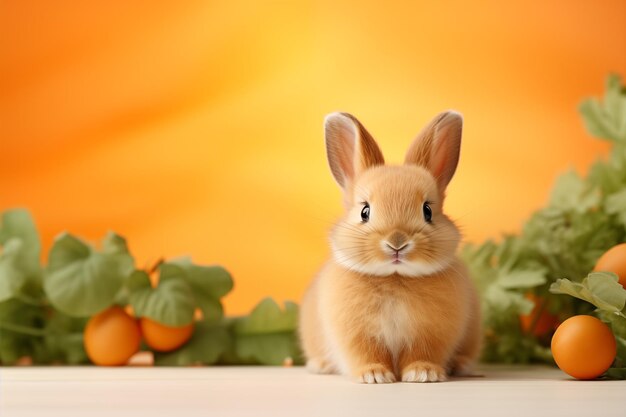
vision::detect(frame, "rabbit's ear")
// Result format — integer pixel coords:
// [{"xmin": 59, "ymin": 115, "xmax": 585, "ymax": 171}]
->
[
  {"xmin": 404, "ymin": 111, "xmax": 462, "ymax": 192},
  {"xmin": 324, "ymin": 112, "xmax": 384, "ymax": 189}
]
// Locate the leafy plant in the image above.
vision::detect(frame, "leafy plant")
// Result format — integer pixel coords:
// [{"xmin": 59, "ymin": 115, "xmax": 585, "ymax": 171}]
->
[
  {"xmin": 462, "ymin": 74, "xmax": 626, "ymax": 372},
  {"xmin": 0, "ymin": 210, "xmax": 42, "ymax": 304},
  {"xmin": 153, "ymin": 322, "xmax": 232, "ymax": 366},
  {"xmin": 152, "ymin": 298, "xmax": 303, "ymax": 366},
  {"xmin": 128, "ymin": 267, "xmax": 197, "ymax": 327},
  {"xmin": 44, "ymin": 232, "xmax": 134, "ymax": 317},
  {"xmin": 0, "ymin": 208, "xmax": 301, "ymax": 366},
  {"xmin": 228, "ymin": 298, "xmax": 302, "ymax": 365}
]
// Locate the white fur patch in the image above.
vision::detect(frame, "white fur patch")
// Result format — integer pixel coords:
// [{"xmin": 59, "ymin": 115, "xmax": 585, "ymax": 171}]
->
[
  {"xmin": 332, "ymin": 241, "xmax": 450, "ymax": 277},
  {"xmin": 377, "ymin": 298, "xmax": 413, "ymax": 363},
  {"xmin": 358, "ymin": 368, "xmax": 396, "ymax": 384},
  {"xmin": 401, "ymin": 364, "xmax": 447, "ymax": 383}
]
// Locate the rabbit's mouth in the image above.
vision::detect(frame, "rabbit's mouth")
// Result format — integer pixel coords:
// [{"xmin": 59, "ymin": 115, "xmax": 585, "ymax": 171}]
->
[{"xmin": 391, "ymin": 254, "xmax": 404, "ymax": 264}]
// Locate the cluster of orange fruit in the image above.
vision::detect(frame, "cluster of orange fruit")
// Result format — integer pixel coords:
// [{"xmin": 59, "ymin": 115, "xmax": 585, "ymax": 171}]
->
[{"xmin": 84, "ymin": 306, "xmax": 194, "ymax": 366}]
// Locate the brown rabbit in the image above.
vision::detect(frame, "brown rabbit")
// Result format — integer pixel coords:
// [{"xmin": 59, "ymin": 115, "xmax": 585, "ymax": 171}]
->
[{"xmin": 299, "ymin": 111, "xmax": 481, "ymax": 383}]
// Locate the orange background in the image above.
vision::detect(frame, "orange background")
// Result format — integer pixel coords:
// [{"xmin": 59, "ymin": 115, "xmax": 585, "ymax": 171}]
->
[{"xmin": 1, "ymin": 1, "xmax": 625, "ymax": 315}]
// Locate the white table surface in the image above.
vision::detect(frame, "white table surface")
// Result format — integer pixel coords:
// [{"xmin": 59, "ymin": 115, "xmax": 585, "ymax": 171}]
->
[{"xmin": 1, "ymin": 365, "xmax": 624, "ymax": 417}]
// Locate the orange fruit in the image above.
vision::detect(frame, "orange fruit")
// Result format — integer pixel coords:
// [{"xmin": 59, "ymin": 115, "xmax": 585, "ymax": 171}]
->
[
  {"xmin": 551, "ymin": 315, "xmax": 616, "ymax": 380},
  {"xmin": 140, "ymin": 318, "xmax": 194, "ymax": 352},
  {"xmin": 594, "ymin": 243, "xmax": 626, "ymax": 288},
  {"xmin": 519, "ymin": 294, "xmax": 559, "ymax": 336},
  {"xmin": 84, "ymin": 306, "xmax": 141, "ymax": 366}
]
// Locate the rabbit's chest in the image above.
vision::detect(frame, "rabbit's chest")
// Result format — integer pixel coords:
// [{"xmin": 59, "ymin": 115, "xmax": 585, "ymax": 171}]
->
[{"xmin": 372, "ymin": 298, "xmax": 415, "ymax": 355}]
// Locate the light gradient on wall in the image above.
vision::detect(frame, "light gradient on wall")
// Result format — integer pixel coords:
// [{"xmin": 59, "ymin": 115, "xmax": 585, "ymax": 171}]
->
[{"xmin": 1, "ymin": 1, "xmax": 625, "ymax": 314}]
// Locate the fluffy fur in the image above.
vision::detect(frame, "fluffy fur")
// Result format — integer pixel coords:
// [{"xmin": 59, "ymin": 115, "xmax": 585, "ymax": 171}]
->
[{"xmin": 299, "ymin": 111, "xmax": 481, "ymax": 383}]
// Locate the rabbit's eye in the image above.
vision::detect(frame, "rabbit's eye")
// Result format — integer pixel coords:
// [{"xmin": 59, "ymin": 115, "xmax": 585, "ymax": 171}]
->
[
  {"xmin": 360, "ymin": 203, "xmax": 370, "ymax": 222},
  {"xmin": 423, "ymin": 202, "xmax": 432, "ymax": 223}
]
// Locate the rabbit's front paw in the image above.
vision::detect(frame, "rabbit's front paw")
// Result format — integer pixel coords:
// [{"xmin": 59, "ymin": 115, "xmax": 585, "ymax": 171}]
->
[
  {"xmin": 401, "ymin": 361, "xmax": 447, "ymax": 383},
  {"xmin": 355, "ymin": 364, "xmax": 396, "ymax": 384}
]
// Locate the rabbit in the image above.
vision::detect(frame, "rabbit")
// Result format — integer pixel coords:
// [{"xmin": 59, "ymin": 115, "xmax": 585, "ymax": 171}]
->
[{"xmin": 299, "ymin": 111, "xmax": 481, "ymax": 383}]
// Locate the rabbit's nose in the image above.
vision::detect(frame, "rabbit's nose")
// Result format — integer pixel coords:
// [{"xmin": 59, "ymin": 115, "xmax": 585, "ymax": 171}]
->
[
  {"xmin": 385, "ymin": 242, "xmax": 409, "ymax": 253},
  {"xmin": 385, "ymin": 232, "xmax": 409, "ymax": 251}
]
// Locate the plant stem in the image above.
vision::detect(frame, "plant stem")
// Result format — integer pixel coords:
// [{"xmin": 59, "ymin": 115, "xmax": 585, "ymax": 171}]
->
[
  {"xmin": 149, "ymin": 257, "xmax": 165, "ymax": 274},
  {"xmin": 0, "ymin": 322, "xmax": 47, "ymax": 337},
  {"xmin": 15, "ymin": 293, "xmax": 47, "ymax": 307}
]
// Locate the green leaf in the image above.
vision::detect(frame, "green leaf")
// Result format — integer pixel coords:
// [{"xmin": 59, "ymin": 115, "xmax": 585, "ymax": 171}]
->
[
  {"xmin": 549, "ymin": 171, "xmax": 600, "ymax": 212},
  {"xmin": 153, "ymin": 322, "xmax": 231, "ymax": 366},
  {"xmin": 0, "ymin": 209, "xmax": 41, "ymax": 280},
  {"xmin": 579, "ymin": 74, "xmax": 626, "ymax": 143},
  {"xmin": 234, "ymin": 298, "xmax": 298, "ymax": 335},
  {"xmin": 606, "ymin": 367, "xmax": 626, "ymax": 379},
  {"xmin": 586, "ymin": 273, "xmax": 626, "ymax": 312},
  {"xmin": 580, "ymin": 100, "xmax": 618, "ymax": 142},
  {"xmin": 44, "ymin": 232, "xmax": 134, "ymax": 317},
  {"xmin": 0, "ymin": 210, "xmax": 42, "ymax": 302},
  {"xmin": 102, "ymin": 232, "xmax": 131, "ymax": 255},
  {"xmin": 38, "ymin": 313, "xmax": 89, "ymax": 364},
  {"xmin": 606, "ymin": 188, "xmax": 626, "ymax": 227},
  {"xmin": 550, "ymin": 272, "xmax": 626, "ymax": 315},
  {"xmin": 484, "ymin": 286, "xmax": 534, "ymax": 315},
  {"xmin": 128, "ymin": 266, "xmax": 195, "ymax": 326},
  {"xmin": 171, "ymin": 258, "xmax": 233, "ymax": 299},
  {"xmin": 229, "ymin": 298, "xmax": 303, "ymax": 365},
  {"xmin": 0, "ymin": 239, "xmax": 27, "ymax": 302},
  {"xmin": 497, "ymin": 269, "xmax": 547, "ymax": 290},
  {"xmin": 234, "ymin": 332, "xmax": 301, "ymax": 366},
  {"xmin": 0, "ymin": 299, "xmax": 47, "ymax": 364},
  {"xmin": 170, "ymin": 258, "xmax": 233, "ymax": 322}
]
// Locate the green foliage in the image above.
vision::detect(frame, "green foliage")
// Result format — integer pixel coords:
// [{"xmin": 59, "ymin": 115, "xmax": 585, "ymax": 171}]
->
[
  {"xmin": 0, "ymin": 298, "xmax": 47, "ymax": 364},
  {"xmin": 0, "ymin": 210, "xmax": 42, "ymax": 302},
  {"xmin": 128, "ymin": 267, "xmax": 196, "ymax": 326},
  {"xmin": 153, "ymin": 322, "xmax": 231, "ymax": 366},
  {"xmin": 0, "ymin": 209, "xmax": 42, "ymax": 280},
  {"xmin": 44, "ymin": 232, "xmax": 134, "ymax": 317},
  {"xmin": 229, "ymin": 298, "xmax": 303, "ymax": 365},
  {"xmin": 550, "ymin": 272, "xmax": 626, "ymax": 315},
  {"xmin": 0, "ymin": 208, "xmax": 299, "ymax": 366},
  {"xmin": 152, "ymin": 298, "xmax": 303, "ymax": 366},
  {"xmin": 38, "ymin": 313, "xmax": 90, "ymax": 364},
  {"xmin": 169, "ymin": 258, "xmax": 233, "ymax": 323},
  {"xmin": 128, "ymin": 259, "xmax": 233, "ymax": 327},
  {"xmin": 606, "ymin": 188, "xmax": 626, "ymax": 228},
  {"xmin": 579, "ymin": 74, "xmax": 626, "ymax": 143},
  {"xmin": 463, "ymin": 74, "xmax": 626, "ymax": 376},
  {"xmin": 0, "ymin": 239, "xmax": 28, "ymax": 302}
]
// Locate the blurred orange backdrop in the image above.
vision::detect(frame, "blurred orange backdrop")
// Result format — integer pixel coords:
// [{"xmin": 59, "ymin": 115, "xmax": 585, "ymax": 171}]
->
[{"xmin": 1, "ymin": 1, "xmax": 625, "ymax": 314}]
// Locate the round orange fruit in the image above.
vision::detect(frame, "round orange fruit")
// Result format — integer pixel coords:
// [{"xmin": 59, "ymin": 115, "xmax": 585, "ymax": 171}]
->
[
  {"xmin": 140, "ymin": 317, "xmax": 194, "ymax": 352},
  {"xmin": 84, "ymin": 306, "xmax": 141, "ymax": 366},
  {"xmin": 594, "ymin": 243, "xmax": 626, "ymax": 288},
  {"xmin": 551, "ymin": 315, "xmax": 616, "ymax": 380}
]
